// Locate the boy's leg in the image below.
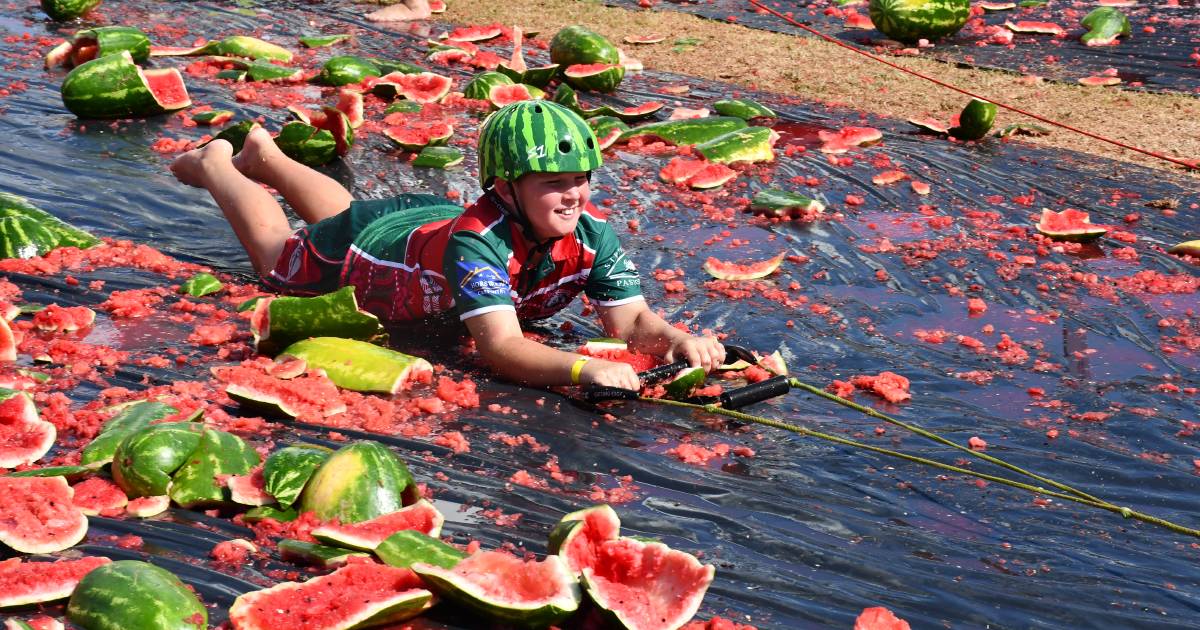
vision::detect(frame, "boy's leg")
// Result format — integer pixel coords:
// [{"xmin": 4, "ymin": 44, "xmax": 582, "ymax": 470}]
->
[
  {"xmin": 366, "ymin": 0, "xmax": 431, "ymax": 21},
  {"xmin": 232, "ymin": 126, "xmax": 353, "ymax": 224},
  {"xmin": 171, "ymin": 140, "xmax": 294, "ymax": 275}
]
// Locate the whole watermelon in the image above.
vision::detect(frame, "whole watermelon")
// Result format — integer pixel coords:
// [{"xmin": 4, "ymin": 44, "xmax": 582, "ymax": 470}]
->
[{"xmin": 868, "ymin": 0, "xmax": 970, "ymax": 43}]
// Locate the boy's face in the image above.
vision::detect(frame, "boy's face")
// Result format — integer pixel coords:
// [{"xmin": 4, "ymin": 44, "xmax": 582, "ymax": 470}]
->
[{"xmin": 500, "ymin": 171, "xmax": 590, "ymax": 242}]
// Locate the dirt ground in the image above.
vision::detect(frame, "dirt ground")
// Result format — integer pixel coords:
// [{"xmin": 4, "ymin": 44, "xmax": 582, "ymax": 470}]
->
[{"xmin": 435, "ymin": 0, "xmax": 1200, "ymax": 179}]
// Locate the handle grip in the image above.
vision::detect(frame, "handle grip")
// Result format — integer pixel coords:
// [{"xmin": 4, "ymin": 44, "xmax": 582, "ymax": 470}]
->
[{"xmin": 718, "ymin": 375, "xmax": 791, "ymax": 410}]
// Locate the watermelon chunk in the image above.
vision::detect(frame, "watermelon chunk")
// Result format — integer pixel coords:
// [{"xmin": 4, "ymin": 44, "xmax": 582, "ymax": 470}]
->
[
  {"xmin": 311, "ymin": 500, "xmax": 445, "ymax": 551},
  {"xmin": 0, "ymin": 476, "xmax": 88, "ymax": 553},
  {"xmin": 582, "ymin": 538, "xmax": 716, "ymax": 630},
  {"xmin": 412, "ymin": 552, "xmax": 581, "ymax": 627},
  {"xmin": 0, "ymin": 557, "xmax": 111, "ymax": 608},
  {"xmin": 0, "ymin": 388, "xmax": 55, "ymax": 468}
]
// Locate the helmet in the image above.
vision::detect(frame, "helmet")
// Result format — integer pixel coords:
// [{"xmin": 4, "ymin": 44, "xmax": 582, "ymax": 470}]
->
[{"xmin": 477, "ymin": 100, "xmax": 603, "ymax": 189}]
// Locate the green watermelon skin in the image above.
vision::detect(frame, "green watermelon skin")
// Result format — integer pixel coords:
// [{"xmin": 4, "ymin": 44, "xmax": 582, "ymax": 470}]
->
[
  {"xmin": 80, "ymin": 401, "xmax": 177, "ymax": 466},
  {"xmin": 619, "ymin": 116, "xmax": 748, "ymax": 146},
  {"xmin": 0, "ymin": 216, "xmax": 59, "ymax": 259},
  {"xmin": 0, "ymin": 192, "xmax": 100, "ymax": 250},
  {"xmin": 274, "ymin": 122, "xmax": 337, "ymax": 167},
  {"xmin": 869, "ymin": 0, "xmax": 970, "ymax": 43},
  {"xmin": 67, "ymin": 561, "xmax": 207, "ymax": 630},
  {"xmin": 41, "ymin": 0, "xmax": 102, "ymax": 21},
  {"xmin": 80, "ymin": 27, "xmax": 151, "ymax": 64},
  {"xmin": 60, "ymin": 51, "xmax": 172, "ymax": 119},
  {"xmin": 111, "ymin": 423, "xmax": 204, "ymax": 498},
  {"xmin": 317, "ymin": 56, "xmax": 380, "ymax": 86},
  {"xmin": 299, "ymin": 441, "xmax": 417, "ymax": 524},
  {"xmin": 262, "ymin": 444, "xmax": 331, "ymax": 508},
  {"xmin": 168, "ymin": 428, "xmax": 260, "ymax": 508},
  {"xmin": 549, "ymin": 26, "xmax": 620, "ymax": 67},
  {"xmin": 463, "ymin": 71, "xmax": 513, "ymax": 101}
]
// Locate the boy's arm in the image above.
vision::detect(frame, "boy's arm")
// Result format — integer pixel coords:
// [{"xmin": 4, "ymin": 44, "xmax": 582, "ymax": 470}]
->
[
  {"xmin": 464, "ymin": 310, "xmax": 640, "ymax": 389},
  {"xmin": 598, "ymin": 300, "xmax": 725, "ymax": 372}
]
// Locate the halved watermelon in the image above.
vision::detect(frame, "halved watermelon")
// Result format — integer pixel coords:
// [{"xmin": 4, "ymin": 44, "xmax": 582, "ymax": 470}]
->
[
  {"xmin": 383, "ymin": 121, "xmax": 454, "ymax": 151},
  {"xmin": 412, "ymin": 551, "xmax": 582, "ymax": 627},
  {"xmin": 229, "ymin": 561, "xmax": 433, "ymax": 630},
  {"xmin": 374, "ymin": 71, "xmax": 453, "ymax": 103},
  {"xmin": 0, "ymin": 556, "xmax": 111, "ymax": 608},
  {"xmin": 311, "ymin": 500, "xmax": 445, "ymax": 551},
  {"xmin": 0, "ymin": 476, "xmax": 88, "ymax": 553},
  {"xmin": 703, "ymin": 252, "xmax": 786, "ymax": 281},
  {"xmin": 818, "ymin": 126, "xmax": 883, "ymax": 154},
  {"xmin": 548, "ymin": 504, "xmax": 622, "ymax": 577},
  {"xmin": 582, "ymin": 538, "xmax": 715, "ymax": 630},
  {"xmin": 213, "ymin": 362, "xmax": 347, "ymax": 419},
  {"xmin": 563, "ymin": 63, "xmax": 624, "ymax": 93},
  {"xmin": 1035, "ymin": 208, "xmax": 1108, "ymax": 242}
]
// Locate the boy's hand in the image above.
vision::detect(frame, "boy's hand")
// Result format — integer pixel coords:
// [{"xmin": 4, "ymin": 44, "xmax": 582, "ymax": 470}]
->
[
  {"xmin": 581, "ymin": 359, "xmax": 640, "ymax": 390},
  {"xmin": 664, "ymin": 336, "xmax": 725, "ymax": 372}
]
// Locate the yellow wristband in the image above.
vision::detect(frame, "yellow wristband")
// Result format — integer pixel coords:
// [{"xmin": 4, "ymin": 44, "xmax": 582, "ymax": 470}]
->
[{"xmin": 570, "ymin": 357, "xmax": 590, "ymax": 385}]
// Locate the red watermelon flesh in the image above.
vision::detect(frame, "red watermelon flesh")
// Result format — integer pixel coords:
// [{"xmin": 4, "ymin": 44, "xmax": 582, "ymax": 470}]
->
[
  {"xmin": 446, "ymin": 25, "xmax": 504, "ymax": 43},
  {"xmin": 565, "ymin": 63, "xmax": 620, "ymax": 78},
  {"xmin": 686, "ymin": 163, "xmax": 737, "ymax": 189},
  {"xmin": 0, "ymin": 390, "xmax": 55, "ymax": 468},
  {"xmin": 0, "ymin": 317, "xmax": 17, "ymax": 362},
  {"xmin": 0, "ymin": 556, "xmax": 111, "ymax": 607},
  {"xmin": 335, "ymin": 89, "xmax": 365, "ymax": 128},
  {"xmin": 318, "ymin": 107, "xmax": 354, "ymax": 157},
  {"xmin": 14, "ymin": 616, "xmax": 65, "ymax": 630},
  {"xmin": 390, "ymin": 72, "xmax": 452, "ymax": 103},
  {"xmin": 71, "ymin": 44, "xmax": 99, "ymax": 67},
  {"xmin": 508, "ymin": 26, "xmax": 527, "ymax": 72},
  {"xmin": 659, "ymin": 157, "xmax": 708, "ymax": 184},
  {"xmin": 33, "ymin": 304, "xmax": 96, "ymax": 332},
  {"xmin": 229, "ymin": 561, "xmax": 432, "ymax": 630},
  {"xmin": 436, "ymin": 551, "xmax": 572, "ymax": 603},
  {"xmin": 126, "ymin": 495, "xmax": 170, "ymax": 517},
  {"xmin": 226, "ymin": 465, "xmax": 273, "ymax": 506},
  {"xmin": 0, "ymin": 477, "xmax": 88, "ymax": 553},
  {"xmin": 143, "ymin": 68, "xmax": 192, "ymax": 110},
  {"xmin": 577, "ymin": 347, "xmax": 659, "ymax": 372},
  {"xmin": 1036, "ymin": 208, "xmax": 1109, "ymax": 240},
  {"xmin": 213, "ymin": 361, "xmax": 346, "ymax": 419},
  {"xmin": 622, "ymin": 102, "xmax": 663, "ymax": 116},
  {"xmin": 429, "ymin": 0, "xmax": 446, "ymax": 12},
  {"xmin": 1078, "ymin": 75, "xmax": 1121, "ymax": 87},
  {"xmin": 558, "ymin": 509, "xmax": 622, "ymax": 576},
  {"xmin": 312, "ymin": 500, "xmax": 444, "ymax": 551},
  {"xmin": 1005, "ymin": 20, "xmax": 1066, "ymax": 35},
  {"xmin": 583, "ymin": 538, "xmax": 715, "ymax": 630},
  {"xmin": 596, "ymin": 127, "xmax": 623, "ymax": 150},
  {"xmin": 490, "ymin": 83, "xmax": 536, "ymax": 106},
  {"xmin": 71, "ymin": 476, "xmax": 129, "ymax": 515}
]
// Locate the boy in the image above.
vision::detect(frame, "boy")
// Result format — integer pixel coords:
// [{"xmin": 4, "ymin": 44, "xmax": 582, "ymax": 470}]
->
[{"xmin": 171, "ymin": 101, "xmax": 725, "ymax": 389}]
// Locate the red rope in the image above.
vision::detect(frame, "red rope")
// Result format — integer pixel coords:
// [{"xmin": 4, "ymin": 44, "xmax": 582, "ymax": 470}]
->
[{"xmin": 744, "ymin": 0, "xmax": 1198, "ymax": 171}]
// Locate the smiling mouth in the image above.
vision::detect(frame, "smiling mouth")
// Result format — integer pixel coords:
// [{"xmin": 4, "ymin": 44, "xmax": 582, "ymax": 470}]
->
[{"xmin": 555, "ymin": 207, "xmax": 577, "ymax": 217}]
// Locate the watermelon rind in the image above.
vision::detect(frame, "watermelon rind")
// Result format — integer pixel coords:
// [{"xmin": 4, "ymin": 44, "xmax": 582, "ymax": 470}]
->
[
  {"xmin": 664, "ymin": 367, "xmax": 707, "ymax": 399},
  {"xmin": 213, "ymin": 36, "xmax": 293, "ymax": 62},
  {"xmin": 703, "ymin": 252, "xmax": 786, "ymax": 281},
  {"xmin": 252, "ymin": 286, "xmax": 384, "ymax": 356},
  {"xmin": 620, "ymin": 116, "xmax": 748, "ymax": 146},
  {"xmin": 548, "ymin": 504, "xmax": 622, "ymax": 577},
  {"xmin": 67, "ymin": 561, "xmax": 206, "ymax": 630},
  {"xmin": 590, "ymin": 102, "xmax": 663, "ymax": 122},
  {"xmin": 412, "ymin": 552, "xmax": 581, "ymax": 628},
  {"xmin": 1080, "ymin": 7, "xmax": 1130, "ymax": 46},
  {"xmin": 40, "ymin": 0, "xmax": 101, "ymax": 21},
  {"xmin": 299, "ymin": 34, "xmax": 350, "ymax": 48},
  {"xmin": 375, "ymin": 530, "xmax": 466, "ymax": 570},
  {"xmin": 0, "ymin": 216, "xmax": 59, "ymax": 260},
  {"xmin": 868, "ymin": 0, "xmax": 971, "ymax": 44},
  {"xmin": 311, "ymin": 499, "xmax": 444, "ymax": 551},
  {"xmin": 275, "ymin": 122, "xmax": 337, "ymax": 167},
  {"xmin": 0, "ymin": 557, "xmax": 111, "ymax": 608},
  {"xmin": 110, "ymin": 422, "xmax": 204, "ymax": 498},
  {"xmin": 299, "ymin": 441, "xmax": 417, "ymax": 524},
  {"xmin": 949, "ymin": 98, "xmax": 997, "ymax": 141},
  {"xmin": 8, "ymin": 462, "xmax": 103, "ymax": 480},
  {"xmin": 125, "ymin": 495, "xmax": 170, "ymax": 518},
  {"xmin": 54, "ymin": 27, "xmax": 151, "ymax": 67},
  {"xmin": 584, "ymin": 337, "xmax": 627, "ymax": 352},
  {"xmin": 317, "ymin": 55, "xmax": 381, "ymax": 86},
  {"xmin": 463, "ymin": 70, "xmax": 513, "ymax": 101},
  {"xmin": 168, "ymin": 428, "xmax": 259, "ymax": 508},
  {"xmin": 242, "ymin": 505, "xmax": 298, "ymax": 524},
  {"xmin": 550, "ymin": 26, "xmax": 621, "ymax": 67},
  {"xmin": 229, "ymin": 562, "xmax": 432, "ymax": 630},
  {"xmin": 262, "ymin": 443, "xmax": 331, "ymax": 508},
  {"xmin": 581, "ymin": 538, "xmax": 716, "ymax": 630},
  {"xmin": 563, "ymin": 63, "xmax": 624, "ymax": 93},
  {"xmin": 712, "ymin": 98, "xmax": 776, "ymax": 120},
  {"xmin": 0, "ymin": 192, "xmax": 100, "ymax": 250},
  {"xmin": 496, "ymin": 63, "xmax": 561, "ymax": 89},
  {"xmin": 1168, "ymin": 240, "xmax": 1200, "ymax": 258},
  {"xmin": 0, "ymin": 477, "xmax": 88, "ymax": 554},
  {"xmin": 696, "ymin": 127, "xmax": 776, "ymax": 164},
  {"xmin": 750, "ymin": 189, "xmax": 826, "ymax": 218},
  {"xmin": 1035, "ymin": 208, "xmax": 1108, "ymax": 242},
  {"xmin": 277, "ymin": 538, "xmax": 369, "ymax": 568},
  {"xmin": 179, "ymin": 272, "xmax": 223, "ymax": 297},
  {"xmin": 385, "ymin": 101, "xmax": 423, "ymax": 115},
  {"xmin": 0, "ymin": 388, "xmax": 55, "ymax": 468},
  {"xmin": 412, "ymin": 146, "xmax": 464, "ymax": 169},
  {"xmin": 80, "ymin": 400, "xmax": 177, "ymax": 466}
]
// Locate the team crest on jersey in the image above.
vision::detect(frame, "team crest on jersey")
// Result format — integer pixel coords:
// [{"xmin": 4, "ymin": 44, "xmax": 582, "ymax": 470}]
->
[{"xmin": 457, "ymin": 261, "xmax": 510, "ymax": 299}]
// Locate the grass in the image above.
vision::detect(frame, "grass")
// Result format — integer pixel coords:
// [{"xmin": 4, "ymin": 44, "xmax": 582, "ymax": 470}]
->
[{"xmin": 438, "ymin": 0, "xmax": 1199, "ymax": 178}]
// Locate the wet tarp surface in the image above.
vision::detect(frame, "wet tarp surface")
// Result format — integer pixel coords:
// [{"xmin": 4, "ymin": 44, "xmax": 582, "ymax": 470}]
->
[
  {"xmin": 2, "ymin": 0, "xmax": 1200, "ymax": 628},
  {"xmin": 606, "ymin": 0, "xmax": 1200, "ymax": 95}
]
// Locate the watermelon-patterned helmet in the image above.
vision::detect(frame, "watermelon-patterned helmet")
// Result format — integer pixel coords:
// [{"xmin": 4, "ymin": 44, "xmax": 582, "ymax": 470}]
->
[{"xmin": 476, "ymin": 101, "xmax": 602, "ymax": 189}]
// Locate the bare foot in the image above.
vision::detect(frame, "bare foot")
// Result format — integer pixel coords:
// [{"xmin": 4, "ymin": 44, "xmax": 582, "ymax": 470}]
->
[
  {"xmin": 231, "ymin": 125, "xmax": 285, "ymax": 182},
  {"xmin": 366, "ymin": 0, "xmax": 430, "ymax": 21},
  {"xmin": 170, "ymin": 139, "xmax": 234, "ymax": 188}
]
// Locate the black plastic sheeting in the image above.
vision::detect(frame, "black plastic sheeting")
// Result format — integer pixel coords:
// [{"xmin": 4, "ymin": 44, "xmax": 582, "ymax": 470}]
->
[
  {"xmin": 606, "ymin": 0, "xmax": 1200, "ymax": 95},
  {"xmin": 2, "ymin": 0, "xmax": 1200, "ymax": 628}
]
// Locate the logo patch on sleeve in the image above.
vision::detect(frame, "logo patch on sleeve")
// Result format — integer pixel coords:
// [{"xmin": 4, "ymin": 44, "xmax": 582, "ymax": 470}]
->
[{"xmin": 457, "ymin": 261, "xmax": 511, "ymax": 300}]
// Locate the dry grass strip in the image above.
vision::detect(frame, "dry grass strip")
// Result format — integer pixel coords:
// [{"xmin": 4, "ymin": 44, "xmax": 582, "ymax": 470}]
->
[{"xmin": 438, "ymin": 0, "xmax": 1199, "ymax": 178}]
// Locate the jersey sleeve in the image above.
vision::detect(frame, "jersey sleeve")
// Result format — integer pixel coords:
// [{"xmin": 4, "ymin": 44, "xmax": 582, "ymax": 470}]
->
[
  {"xmin": 443, "ymin": 231, "xmax": 516, "ymax": 321},
  {"xmin": 584, "ymin": 220, "xmax": 644, "ymax": 307}
]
